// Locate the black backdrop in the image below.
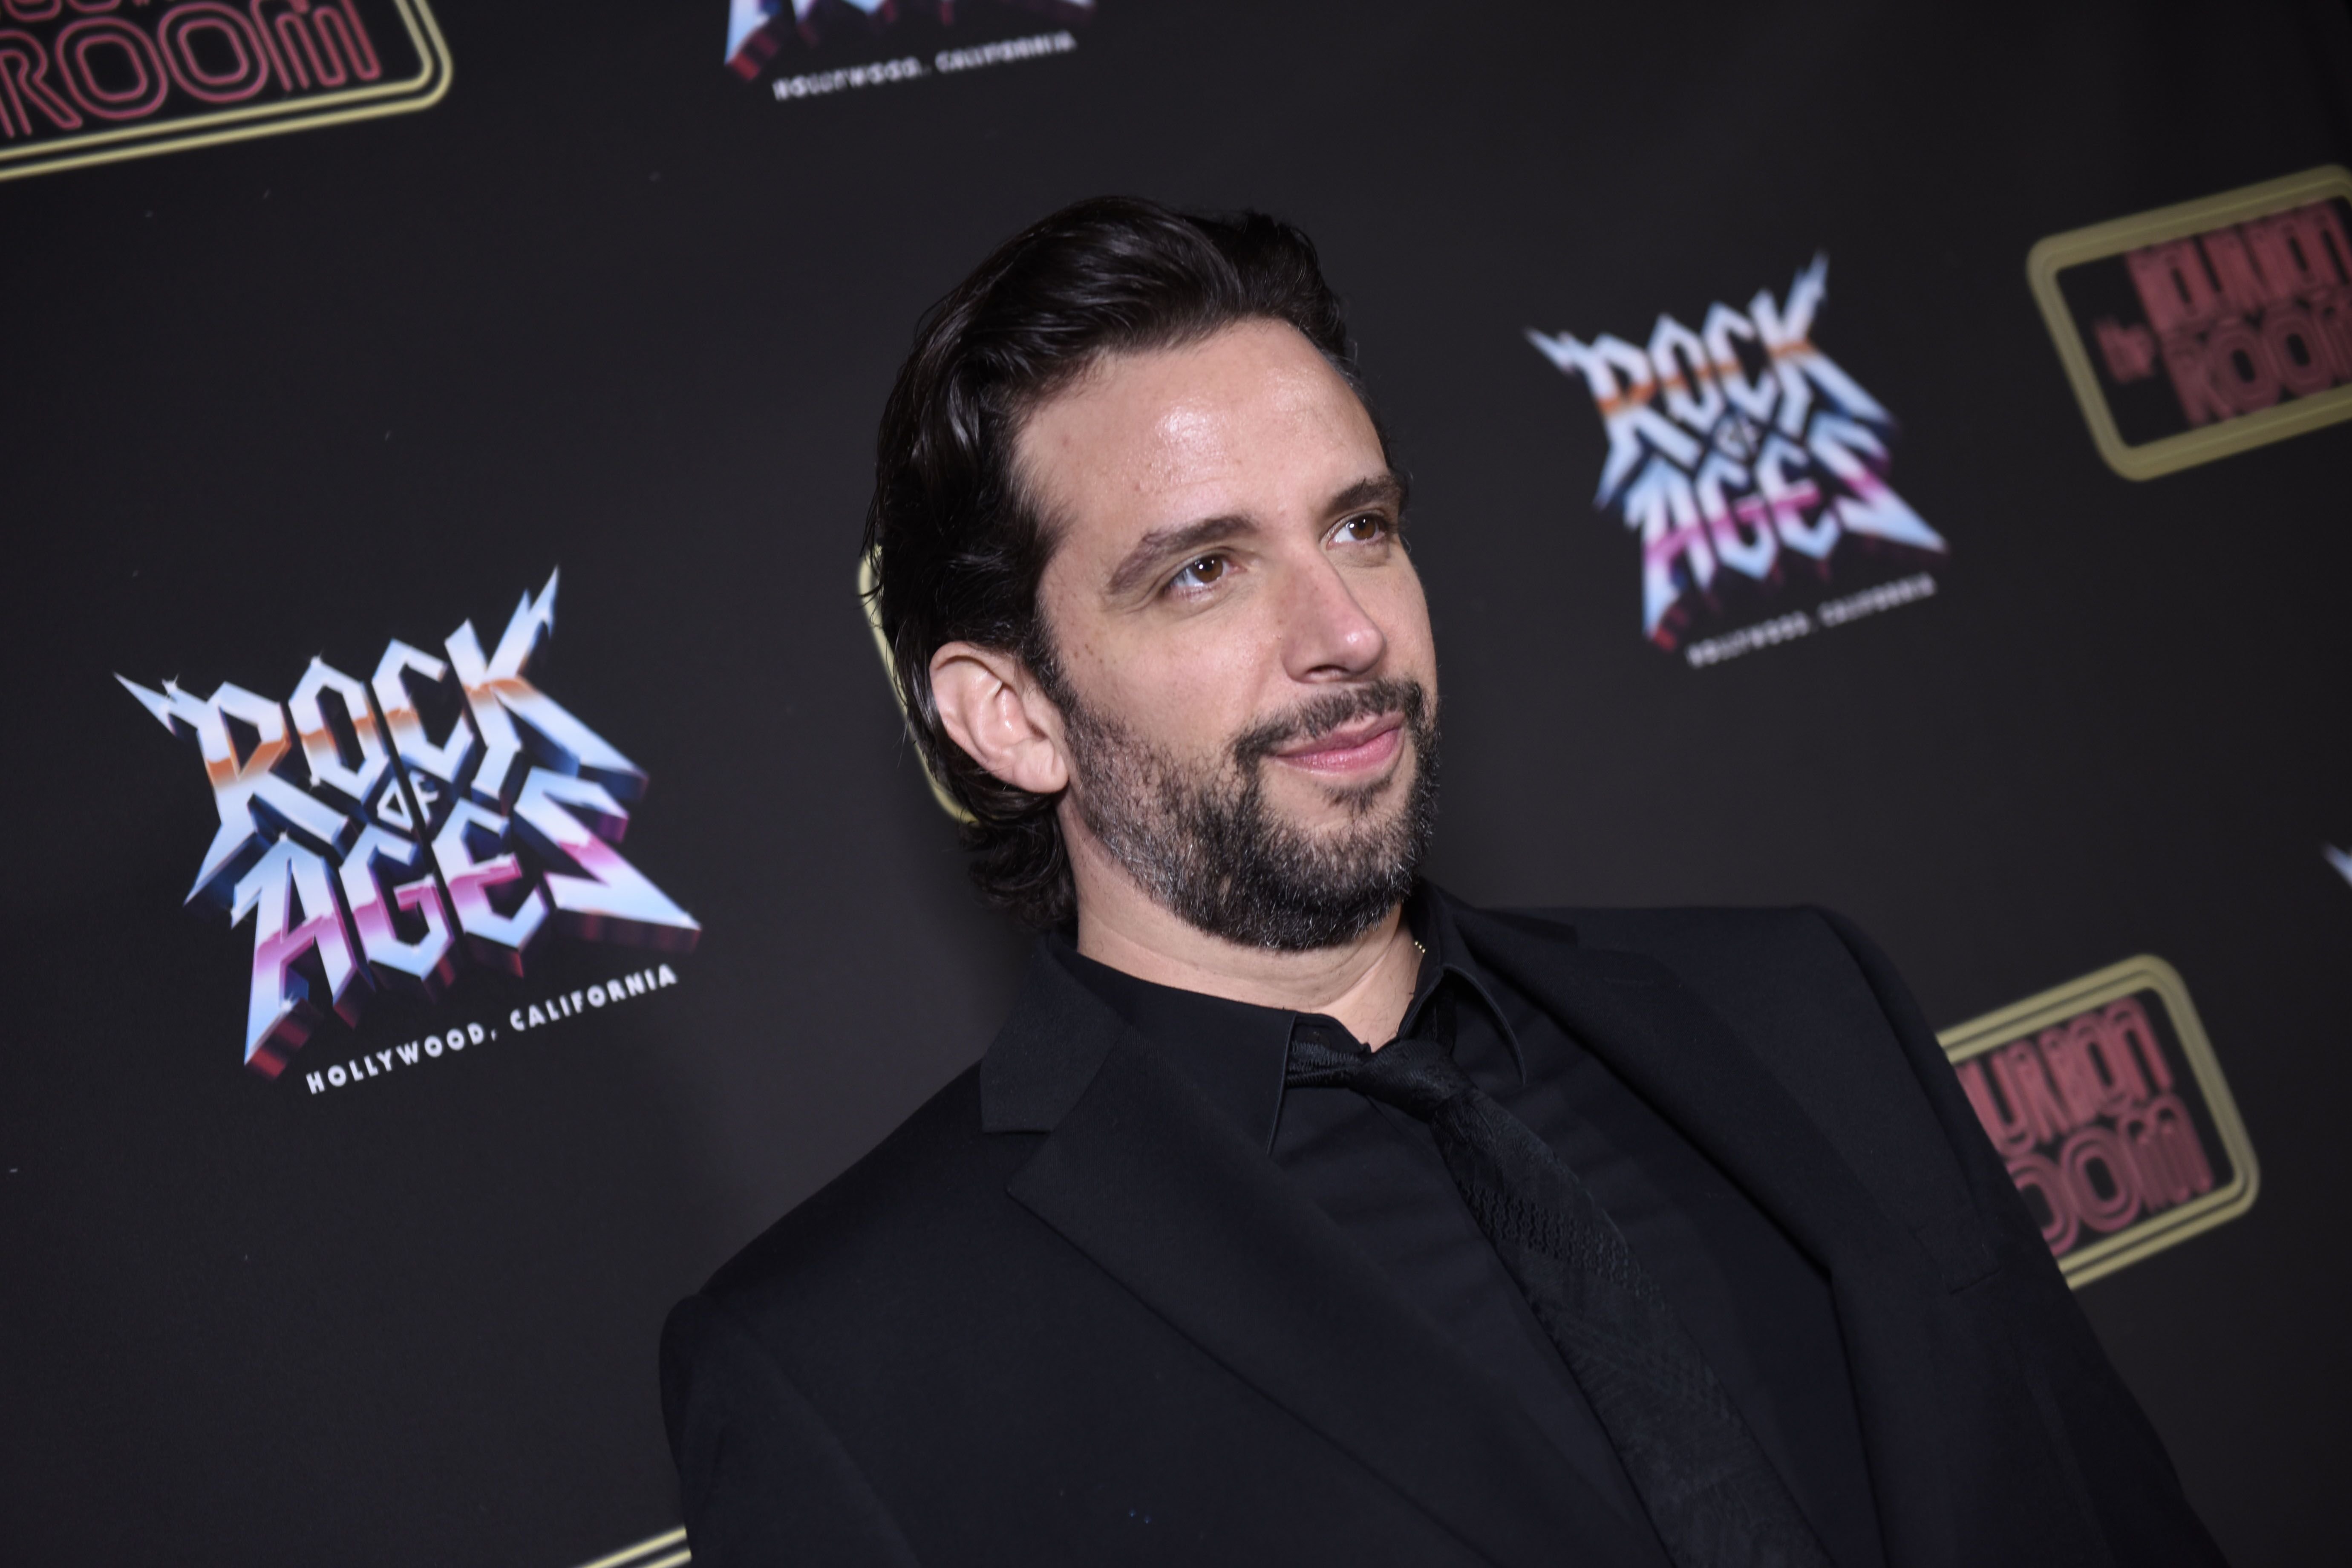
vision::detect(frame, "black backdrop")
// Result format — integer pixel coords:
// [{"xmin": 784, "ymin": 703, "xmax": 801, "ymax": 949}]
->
[{"xmin": 4, "ymin": 3, "xmax": 2350, "ymax": 1564}]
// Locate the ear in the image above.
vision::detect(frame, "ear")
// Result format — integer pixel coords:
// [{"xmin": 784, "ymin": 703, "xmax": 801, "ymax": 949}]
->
[{"xmin": 929, "ymin": 641, "xmax": 1071, "ymax": 798}]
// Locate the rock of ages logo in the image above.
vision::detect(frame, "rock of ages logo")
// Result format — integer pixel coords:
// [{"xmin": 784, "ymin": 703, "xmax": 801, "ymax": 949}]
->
[
  {"xmin": 117, "ymin": 571, "xmax": 699, "ymax": 1079},
  {"xmin": 725, "ymin": 0, "xmax": 1091, "ymax": 96},
  {"xmin": 2029, "ymin": 166, "xmax": 2352, "ymax": 478},
  {"xmin": 0, "ymin": 0, "xmax": 449, "ymax": 185},
  {"xmin": 1938, "ymin": 957, "xmax": 2257, "ymax": 1287},
  {"xmin": 1528, "ymin": 257, "xmax": 1948, "ymax": 663}
]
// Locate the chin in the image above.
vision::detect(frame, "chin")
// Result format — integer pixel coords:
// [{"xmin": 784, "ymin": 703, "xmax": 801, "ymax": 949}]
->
[
  {"xmin": 1319, "ymin": 757, "xmax": 1412, "ymax": 814},
  {"xmin": 1281, "ymin": 778, "xmax": 1409, "ymax": 840}
]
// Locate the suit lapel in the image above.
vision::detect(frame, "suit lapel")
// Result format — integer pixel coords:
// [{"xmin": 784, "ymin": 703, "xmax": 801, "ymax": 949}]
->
[
  {"xmin": 1455, "ymin": 904, "xmax": 1963, "ymax": 1568},
  {"xmin": 992, "ymin": 957, "xmax": 1660, "ymax": 1568},
  {"xmin": 1457, "ymin": 908, "xmax": 1901, "ymax": 1274}
]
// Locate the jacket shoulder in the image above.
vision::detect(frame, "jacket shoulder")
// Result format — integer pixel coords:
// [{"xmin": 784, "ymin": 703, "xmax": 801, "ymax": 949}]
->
[
  {"xmin": 1502, "ymin": 904, "xmax": 1887, "ymax": 1038},
  {"xmin": 698, "ymin": 1062, "xmax": 1032, "ymax": 1313},
  {"xmin": 1502, "ymin": 901, "xmax": 1831, "ymax": 959},
  {"xmin": 1498, "ymin": 902, "xmax": 1999, "ymax": 1283}
]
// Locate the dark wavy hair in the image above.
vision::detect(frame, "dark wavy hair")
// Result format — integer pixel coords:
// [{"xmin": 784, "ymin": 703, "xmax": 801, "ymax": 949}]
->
[{"xmin": 862, "ymin": 195, "xmax": 1378, "ymax": 929}]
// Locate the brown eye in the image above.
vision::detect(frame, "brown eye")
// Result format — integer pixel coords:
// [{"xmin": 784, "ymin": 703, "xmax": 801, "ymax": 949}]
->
[
  {"xmin": 1336, "ymin": 514, "xmax": 1386, "ymax": 543},
  {"xmin": 1170, "ymin": 554, "xmax": 1228, "ymax": 591}
]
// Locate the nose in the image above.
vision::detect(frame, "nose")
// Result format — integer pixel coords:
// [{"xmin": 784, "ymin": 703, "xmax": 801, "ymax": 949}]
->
[{"xmin": 1280, "ymin": 552, "xmax": 1388, "ymax": 682}]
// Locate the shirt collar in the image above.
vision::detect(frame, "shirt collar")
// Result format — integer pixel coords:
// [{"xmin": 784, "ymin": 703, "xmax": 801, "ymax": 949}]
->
[
  {"xmin": 1402, "ymin": 887, "xmax": 1528, "ymax": 1084},
  {"xmin": 1043, "ymin": 931, "xmax": 1294, "ymax": 1150},
  {"xmin": 1043, "ymin": 885, "xmax": 1525, "ymax": 1152}
]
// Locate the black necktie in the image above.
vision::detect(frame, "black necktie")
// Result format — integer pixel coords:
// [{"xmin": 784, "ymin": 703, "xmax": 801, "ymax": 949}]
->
[{"xmin": 1286, "ymin": 992, "xmax": 1834, "ymax": 1568}]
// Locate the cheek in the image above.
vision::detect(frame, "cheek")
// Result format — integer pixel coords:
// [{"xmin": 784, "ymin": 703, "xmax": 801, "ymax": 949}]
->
[
  {"xmin": 1088, "ymin": 622, "xmax": 1276, "ymax": 758},
  {"xmin": 1371, "ymin": 570, "xmax": 1437, "ymax": 667},
  {"xmin": 1132, "ymin": 636, "xmax": 1266, "ymax": 739}
]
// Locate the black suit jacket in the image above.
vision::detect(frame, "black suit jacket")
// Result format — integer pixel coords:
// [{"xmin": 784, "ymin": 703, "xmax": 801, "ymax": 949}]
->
[{"xmin": 661, "ymin": 899, "xmax": 2225, "ymax": 1566}]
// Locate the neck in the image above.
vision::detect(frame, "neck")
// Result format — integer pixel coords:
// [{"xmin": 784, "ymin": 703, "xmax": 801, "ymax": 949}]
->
[{"xmin": 1064, "ymin": 815, "xmax": 1423, "ymax": 1047}]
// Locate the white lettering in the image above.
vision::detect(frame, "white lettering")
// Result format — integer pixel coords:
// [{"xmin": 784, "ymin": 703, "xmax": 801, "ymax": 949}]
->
[
  {"xmin": 1684, "ymin": 612, "xmax": 1817, "ymax": 669},
  {"xmin": 936, "ymin": 30, "xmax": 1076, "ymax": 72},
  {"xmin": 770, "ymin": 53, "xmax": 926, "ymax": 100},
  {"xmin": 1815, "ymin": 571, "xmax": 1938, "ymax": 628}
]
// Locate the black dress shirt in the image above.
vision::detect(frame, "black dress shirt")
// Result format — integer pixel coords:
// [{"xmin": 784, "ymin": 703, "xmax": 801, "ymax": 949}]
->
[{"xmin": 1052, "ymin": 890, "xmax": 1887, "ymax": 1568}]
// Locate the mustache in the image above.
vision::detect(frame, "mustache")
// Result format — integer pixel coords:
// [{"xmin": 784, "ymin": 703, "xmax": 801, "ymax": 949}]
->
[{"xmin": 1230, "ymin": 678, "xmax": 1431, "ymax": 766}]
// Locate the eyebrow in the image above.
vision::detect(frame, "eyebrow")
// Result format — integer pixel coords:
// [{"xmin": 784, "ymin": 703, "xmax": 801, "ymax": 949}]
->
[
  {"xmin": 1329, "ymin": 472, "xmax": 1407, "ymax": 518},
  {"xmin": 1101, "ymin": 472, "xmax": 1408, "ymax": 601},
  {"xmin": 1104, "ymin": 514, "xmax": 1260, "ymax": 600}
]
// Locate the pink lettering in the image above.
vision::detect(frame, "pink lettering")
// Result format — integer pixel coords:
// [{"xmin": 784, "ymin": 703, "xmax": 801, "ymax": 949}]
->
[
  {"xmin": 2095, "ymin": 318, "xmax": 2158, "ymax": 383},
  {"xmin": 2059, "ymin": 1124, "xmax": 2142, "ymax": 1235},
  {"xmin": 1958, "ymin": 1058, "xmax": 2035, "ymax": 1156},
  {"xmin": 55, "ymin": 15, "xmax": 166, "ymax": 121},
  {"xmin": 1957, "ymin": 991, "xmax": 2219, "ymax": 1263},
  {"xmin": 1993, "ymin": 1038, "xmax": 2076, "ymax": 1145},
  {"xmin": 2294, "ymin": 199, "xmax": 2352, "ymax": 286},
  {"xmin": 0, "ymin": 27, "xmax": 79, "ymax": 136},
  {"xmin": 158, "ymin": 3, "xmax": 269, "ymax": 104},
  {"xmin": 431, "ymin": 801, "xmax": 548, "ymax": 975},
  {"xmin": 311, "ymin": 0, "xmax": 379, "ymax": 82},
  {"xmin": 231, "ymin": 838, "xmax": 362, "ymax": 1078},
  {"xmin": 2156, "ymin": 332, "xmax": 2235, "ymax": 427},
  {"xmin": 2129, "ymin": 239, "xmax": 2226, "ymax": 334},
  {"xmin": 2260, "ymin": 303, "xmax": 2337, "ymax": 397},
  {"xmin": 2075, "ymin": 1006, "xmax": 2151, "ymax": 1116},
  {"xmin": 2205, "ymin": 318, "xmax": 2282, "ymax": 414},
  {"xmin": 251, "ymin": 0, "xmax": 379, "ymax": 93},
  {"xmin": 2120, "ymin": 1093, "xmax": 2215, "ymax": 1210},
  {"xmin": 2200, "ymin": 228, "xmax": 2275, "ymax": 317},
  {"xmin": 2006, "ymin": 1152, "xmax": 2079, "ymax": 1258},
  {"xmin": 2243, "ymin": 204, "xmax": 2351, "ymax": 297},
  {"xmin": 2319, "ymin": 287, "xmax": 2352, "ymax": 379},
  {"xmin": 2105, "ymin": 997, "xmax": 2172, "ymax": 1093},
  {"xmin": 2123, "ymin": 202, "xmax": 2352, "ymax": 429},
  {"xmin": 2037, "ymin": 1019, "xmax": 2111, "ymax": 1128}
]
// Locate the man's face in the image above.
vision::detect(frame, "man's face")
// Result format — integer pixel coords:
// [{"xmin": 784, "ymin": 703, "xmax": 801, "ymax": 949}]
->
[{"xmin": 1017, "ymin": 318, "xmax": 1439, "ymax": 948}]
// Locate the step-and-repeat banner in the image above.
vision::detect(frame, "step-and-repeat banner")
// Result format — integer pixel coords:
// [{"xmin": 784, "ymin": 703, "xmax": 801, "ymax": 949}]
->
[{"xmin": 3, "ymin": 3, "xmax": 2348, "ymax": 1564}]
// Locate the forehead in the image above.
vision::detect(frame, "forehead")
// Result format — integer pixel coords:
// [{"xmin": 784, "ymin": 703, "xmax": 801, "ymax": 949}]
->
[{"xmin": 1015, "ymin": 319, "xmax": 1382, "ymax": 544}]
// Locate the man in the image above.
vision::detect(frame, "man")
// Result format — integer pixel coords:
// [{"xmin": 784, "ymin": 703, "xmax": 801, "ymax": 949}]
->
[{"xmin": 662, "ymin": 198, "xmax": 2223, "ymax": 1567}]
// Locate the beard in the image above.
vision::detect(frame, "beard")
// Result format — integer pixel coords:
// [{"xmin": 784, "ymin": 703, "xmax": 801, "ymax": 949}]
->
[{"xmin": 1055, "ymin": 673, "xmax": 1439, "ymax": 952}]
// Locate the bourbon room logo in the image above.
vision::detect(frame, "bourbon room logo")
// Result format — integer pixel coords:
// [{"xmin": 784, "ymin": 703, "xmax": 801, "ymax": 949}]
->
[
  {"xmin": 1939, "ymin": 957, "xmax": 2257, "ymax": 1286},
  {"xmin": 0, "ymin": 0, "xmax": 449, "ymax": 184},
  {"xmin": 1528, "ymin": 257, "xmax": 1948, "ymax": 666},
  {"xmin": 118, "ymin": 571, "xmax": 698, "ymax": 1080},
  {"xmin": 2029, "ymin": 165, "xmax": 2352, "ymax": 478}
]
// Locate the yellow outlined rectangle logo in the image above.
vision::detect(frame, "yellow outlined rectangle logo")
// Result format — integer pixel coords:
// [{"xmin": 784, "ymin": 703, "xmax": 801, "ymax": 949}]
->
[
  {"xmin": 0, "ymin": 0, "xmax": 449, "ymax": 184},
  {"xmin": 1938, "ymin": 956, "xmax": 2258, "ymax": 1288},
  {"xmin": 2026, "ymin": 166, "xmax": 2352, "ymax": 478}
]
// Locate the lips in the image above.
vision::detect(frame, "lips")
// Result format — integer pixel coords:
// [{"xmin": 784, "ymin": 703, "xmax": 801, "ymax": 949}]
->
[{"xmin": 1271, "ymin": 712, "xmax": 1406, "ymax": 774}]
